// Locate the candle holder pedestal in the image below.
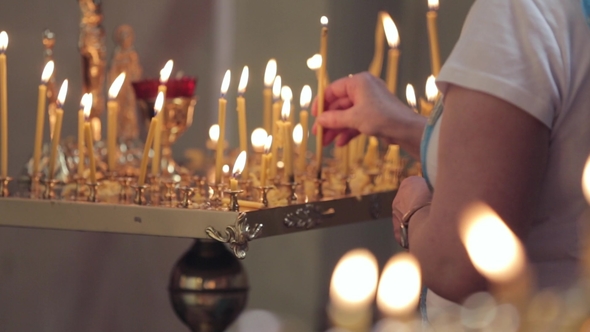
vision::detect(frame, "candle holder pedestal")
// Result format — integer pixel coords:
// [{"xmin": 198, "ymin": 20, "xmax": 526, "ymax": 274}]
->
[
  {"xmin": 209, "ymin": 183, "xmax": 225, "ymax": 208},
  {"xmin": 30, "ymin": 173, "xmax": 41, "ymax": 199},
  {"xmin": 42, "ymin": 179, "xmax": 59, "ymax": 200},
  {"xmin": 256, "ymin": 186, "xmax": 273, "ymax": 207},
  {"xmin": 0, "ymin": 176, "xmax": 13, "ymax": 197},
  {"xmin": 177, "ymin": 186, "xmax": 195, "ymax": 208},
  {"xmin": 282, "ymin": 178, "xmax": 299, "ymax": 205},
  {"xmin": 162, "ymin": 179, "xmax": 178, "ymax": 207},
  {"xmin": 86, "ymin": 182, "xmax": 99, "ymax": 202},
  {"xmin": 314, "ymin": 177, "xmax": 326, "ymax": 200},
  {"xmin": 132, "ymin": 184, "xmax": 149, "ymax": 205},
  {"xmin": 118, "ymin": 176, "xmax": 133, "ymax": 204},
  {"xmin": 225, "ymin": 190, "xmax": 243, "ymax": 212},
  {"xmin": 343, "ymin": 177, "xmax": 351, "ymax": 196}
]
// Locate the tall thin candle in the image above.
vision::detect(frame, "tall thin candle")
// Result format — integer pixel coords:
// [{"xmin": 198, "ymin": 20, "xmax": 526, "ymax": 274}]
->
[
  {"xmin": 33, "ymin": 61, "xmax": 54, "ymax": 176},
  {"xmin": 107, "ymin": 72, "xmax": 125, "ymax": 172},
  {"xmin": 215, "ymin": 70, "xmax": 231, "ymax": 184},
  {"xmin": 77, "ymin": 94, "xmax": 90, "ymax": 178},
  {"xmin": 383, "ymin": 14, "xmax": 400, "ymax": 94},
  {"xmin": 263, "ymin": 59, "xmax": 277, "ymax": 133},
  {"xmin": 316, "ymin": 16, "xmax": 329, "ymax": 179},
  {"xmin": 0, "ymin": 32, "xmax": 7, "ymax": 177},
  {"xmin": 82, "ymin": 94, "xmax": 95, "ymax": 183},
  {"xmin": 281, "ymin": 99, "xmax": 294, "ymax": 179},
  {"xmin": 138, "ymin": 92, "xmax": 163, "ymax": 186},
  {"xmin": 299, "ymin": 85, "xmax": 311, "ymax": 174},
  {"xmin": 270, "ymin": 76, "xmax": 281, "ymax": 180},
  {"xmin": 368, "ymin": 12, "xmax": 387, "ymax": 77},
  {"xmin": 152, "ymin": 60, "xmax": 173, "ymax": 175},
  {"xmin": 48, "ymin": 80, "xmax": 68, "ymax": 180},
  {"xmin": 427, "ymin": 0, "xmax": 441, "ymax": 77},
  {"xmin": 260, "ymin": 135, "xmax": 272, "ymax": 187},
  {"xmin": 237, "ymin": 66, "xmax": 249, "ymax": 180}
]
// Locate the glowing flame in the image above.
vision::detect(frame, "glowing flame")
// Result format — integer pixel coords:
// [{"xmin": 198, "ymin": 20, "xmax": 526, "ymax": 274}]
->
[
  {"xmin": 281, "ymin": 97, "xmax": 291, "ymax": 121},
  {"xmin": 426, "ymin": 75, "xmax": 438, "ymax": 102},
  {"xmin": 57, "ymin": 79, "xmax": 68, "ymax": 106},
  {"xmin": 307, "ymin": 54, "xmax": 322, "ymax": 71},
  {"xmin": 264, "ymin": 135, "xmax": 273, "ymax": 154},
  {"xmin": 330, "ymin": 249, "xmax": 378, "ymax": 310},
  {"xmin": 377, "ymin": 253, "xmax": 421, "ymax": 317},
  {"xmin": 0, "ymin": 31, "xmax": 7, "ymax": 52},
  {"xmin": 220, "ymin": 69, "xmax": 231, "ymax": 97},
  {"xmin": 160, "ymin": 60, "xmax": 173, "ymax": 83},
  {"xmin": 238, "ymin": 66, "xmax": 249, "ymax": 95},
  {"xmin": 264, "ymin": 59, "xmax": 277, "ymax": 87},
  {"xmin": 406, "ymin": 84, "xmax": 417, "ymax": 109},
  {"xmin": 209, "ymin": 124, "xmax": 220, "ymax": 142},
  {"xmin": 281, "ymin": 86, "xmax": 292, "ymax": 102},
  {"xmin": 460, "ymin": 203, "xmax": 526, "ymax": 283},
  {"xmin": 232, "ymin": 151, "xmax": 247, "ymax": 177},
  {"xmin": 300, "ymin": 85, "xmax": 312, "ymax": 109},
  {"xmin": 428, "ymin": 0, "xmax": 439, "ymax": 11},
  {"xmin": 108, "ymin": 72, "xmax": 126, "ymax": 99},
  {"xmin": 293, "ymin": 124, "xmax": 303, "ymax": 146},
  {"xmin": 222, "ymin": 164, "xmax": 230, "ymax": 175},
  {"xmin": 320, "ymin": 16, "xmax": 329, "ymax": 26},
  {"xmin": 41, "ymin": 61, "xmax": 54, "ymax": 84},
  {"xmin": 272, "ymin": 75, "xmax": 282, "ymax": 99},
  {"xmin": 251, "ymin": 128, "xmax": 268, "ymax": 153},
  {"xmin": 82, "ymin": 93, "xmax": 93, "ymax": 119},
  {"xmin": 154, "ymin": 91, "xmax": 164, "ymax": 116},
  {"xmin": 382, "ymin": 14, "xmax": 399, "ymax": 48},
  {"xmin": 583, "ymin": 155, "xmax": 590, "ymax": 203}
]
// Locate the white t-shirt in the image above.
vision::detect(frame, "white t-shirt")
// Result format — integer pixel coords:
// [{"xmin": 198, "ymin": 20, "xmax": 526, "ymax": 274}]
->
[{"xmin": 424, "ymin": 0, "xmax": 590, "ymax": 313}]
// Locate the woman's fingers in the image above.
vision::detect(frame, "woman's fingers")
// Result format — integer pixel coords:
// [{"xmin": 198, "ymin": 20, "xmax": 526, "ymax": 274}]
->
[
  {"xmin": 336, "ymin": 129, "xmax": 360, "ymax": 146},
  {"xmin": 317, "ymin": 108, "xmax": 355, "ymax": 130},
  {"xmin": 323, "ymin": 128, "xmax": 345, "ymax": 146}
]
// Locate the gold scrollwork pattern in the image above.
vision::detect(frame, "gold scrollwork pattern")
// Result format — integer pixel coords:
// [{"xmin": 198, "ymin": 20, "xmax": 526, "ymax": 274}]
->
[{"xmin": 205, "ymin": 212, "xmax": 263, "ymax": 259}]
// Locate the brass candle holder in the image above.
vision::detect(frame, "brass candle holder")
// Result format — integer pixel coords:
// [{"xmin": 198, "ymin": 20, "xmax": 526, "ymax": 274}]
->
[
  {"xmin": 282, "ymin": 176, "xmax": 299, "ymax": 205},
  {"xmin": 343, "ymin": 176, "xmax": 351, "ymax": 196},
  {"xmin": 42, "ymin": 179, "xmax": 59, "ymax": 200},
  {"xmin": 74, "ymin": 175, "xmax": 86, "ymax": 201},
  {"xmin": 147, "ymin": 174, "xmax": 160, "ymax": 205},
  {"xmin": 209, "ymin": 182, "xmax": 226, "ymax": 207},
  {"xmin": 162, "ymin": 179, "xmax": 178, "ymax": 207},
  {"xmin": 224, "ymin": 189, "xmax": 243, "ymax": 212},
  {"xmin": 314, "ymin": 177, "xmax": 326, "ymax": 200},
  {"xmin": 86, "ymin": 182, "xmax": 99, "ymax": 202},
  {"xmin": 117, "ymin": 176, "xmax": 133, "ymax": 204},
  {"xmin": 0, "ymin": 176, "xmax": 12, "ymax": 197},
  {"xmin": 30, "ymin": 173, "xmax": 42, "ymax": 199},
  {"xmin": 177, "ymin": 186, "xmax": 195, "ymax": 208},
  {"xmin": 256, "ymin": 186, "xmax": 273, "ymax": 207},
  {"xmin": 132, "ymin": 184, "xmax": 149, "ymax": 205}
]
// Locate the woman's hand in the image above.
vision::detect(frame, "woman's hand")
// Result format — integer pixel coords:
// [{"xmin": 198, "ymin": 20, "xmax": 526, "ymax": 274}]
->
[
  {"xmin": 392, "ymin": 176, "xmax": 432, "ymax": 244},
  {"xmin": 312, "ymin": 72, "xmax": 426, "ymax": 159}
]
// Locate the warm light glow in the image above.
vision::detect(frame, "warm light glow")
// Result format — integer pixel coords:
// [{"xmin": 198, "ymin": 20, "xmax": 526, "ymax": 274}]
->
[
  {"xmin": 272, "ymin": 75, "xmax": 282, "ymax": 99},
  {"xmin": 222, "ymin": 164, "xmax": 230, "ymax": 175},
  {"xmin": 160, "ymin": 59, "xmax": 173, "ymax": 83},
  {"xmin": 238, "ymin": 66, "xmax": 249, "ymax": 94},
  {"xmin": 281, "ymin": 86, "xmax": 292, "ymax": 102},
  {"xmin": 300, "ymin": 85, "xmax": 312, "ymax": 109},
  {"xmin": 154, "ymin": 91, "xmax": 164, "ymax": 116},
  {"xmin": 330, "ymin": 249, "xmax": 379, "ymax": 310},
  {"xmin": 82, "ymin": 93, "xmax": 93, "ymax": 119},
  {"xmin": 41, "ymin": 61, "xmax": 54, "ymax": 84},
  {"xmin": 220, "ymin": 69, "xmax": 231, "ymax": 97},
  {"xmin": 108, "ymin": 72, "xmax": 126, "ymax": 99},
  {"xmin": 293, "ymin": 124, "xmax": 303, "ymax": 146},
  {"xmin": 209, "ymin": 124, "xmax": 220, "ymax": 142},
  {"xmin": 232, "ymin": 151, "xmax": 247, "ymax": 177},
  {"xmin": 406, "ymin": 84, "xmax": 417, "ymax": 109},
  {"xmin": 57, "ymin": 79, "xmax": 68, "ymax": 106},
  {"xmin": 377, "ymin": 253, "xmax": 421, "ymax": 317},
  {"xmin": 426, "ymin": 75, "xmax": 438, "ymax": 102},
  {"xmin": 382, "ymin": 14, "xmax": 400, "ymax": 48},
  {"xmin": 251, "ymin": 128, "xmax": 268, "ymax": 153},
  {"xmin": 264, "ymin": 59, "xmax": 277, "ymax": 87},
  {"xmin": 460, "ymin": 203, "xmax": 526, "ymax": 283},
  {"xmin": 281, "ymin": 97, "xmax": 291, "ymax": 121},
  {"xmin": 583, "ymin": 155, "xmax": 590, "ymax": 203},
  {"xmin": 307, "ymin": 54, "xmax": 322, "ymax": 71},
  {"xmin": 264, "ymin": 135, "xmax": 273, "ymax": 154},
  {"xmin": 0, "ymin": 31, "xmax": 7, "ymax": 52},
  {"xmin": 321, "ymin": 16, "xmax": 329, "ymax": 26},
  {"xmin": 428, "ymin": 0, "xmax": 439, "ymax": 11}
]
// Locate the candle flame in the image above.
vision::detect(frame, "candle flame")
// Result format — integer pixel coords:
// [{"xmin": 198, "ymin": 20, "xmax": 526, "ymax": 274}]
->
[
  {"xmin": 307, "ymin": 54, "xmax": 322, "ymax": 71},
  {"xmin": 0, "ymin": 31, "xmax": 7, "ymax": 52},
  {"xmin": 272, "ymin": 75, "xmax": 282, "ymax": 99},
  {"xmin": 264, "ymin": 59, "xmax": 277, "ymax": 87},
  {"xmin": 160, "ymin": 60, "xmax": 174, "ymax": 84},
  {"xmin": 582, "ymin": 155, "xmax": 590, "ymax": 203},
  {"xmin": 460, "ymin": 202, "xmax": 526, "ymax": 283},
  {"xmin": 293, "ymin": 123, "xmax": 303, "ymax": 145},
  {"xmin": 108, "ymin": 72, "xmax": 126, "ymax": 99},
  {"xmin": 330, "ymin": 248, "xmax": 379, "ymax": 310},
  {"xmin": 220, "ymin": 69, "xmax": 231, "ymax": 97},
  {"xmin": 264, "ymin": 135, "xmax": 273, "ymax": 154},
  {"xmin": 238, "ymin": 66, "xmax": 249, "ymax": 94},
  {"xmin": 406, "ymin": 84, "xmax": 417, "ymax": 109},
  {"xmin": 209, "ymin": 124, "xmax": 220, "ymax": 142},
  {"xmin": 154, "ymin": 91, "xmax": 164, "ymax": 116},
  {"xmin": 281, "ymin": 86, "xmax": 292, "ymax": 102},
  {"xmin": 300, "ymin": 85, "xmax": 312, "ymax": 109},
  {"xmin": 425, "ymin": 75, "xmax": 438, "ymax": 102},
  {"xmin": 251, "ymin": 127, "xmax": 268, "ymax": 152},
  {"xmin": 82, "ymin": 93, "xmax": 93, "ymax": 119},
  {"xmin": 281, "ymin": 97, "xmax": 291, "ymax": 121},
  {"xmin": 377, "ymin": 253, "xmax": 421, "ymax": 317},
  {"xmin": 222, "ymin": 164, "xmax": 230, "ymax": 175},
  {"xmin": 232, "ymin": 151, "xmax": 247, "ymax": 177},
  {"xmin": 382, "ymin": 14, "xmax": 400, "ymax": 48},
  {"xmin": 320, "ymin": 16, "xmax": 329, "ymax": 27},
  {"xmin": 57, "ymin": 79, "xmax": 68, "ymax": 107},
  {"xmin": 428, "ymin": 0, "xmax": 439, "ymax": 11},
  {"xmin": 41, "ymin": 61, "xmax": 55, "ymax": 84}
]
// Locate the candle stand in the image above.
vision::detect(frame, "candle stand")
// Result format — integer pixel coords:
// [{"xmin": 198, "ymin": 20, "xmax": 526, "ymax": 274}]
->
[{"xmin": 132, "ymin": 184, "xmax": 149, "ymax": 205}]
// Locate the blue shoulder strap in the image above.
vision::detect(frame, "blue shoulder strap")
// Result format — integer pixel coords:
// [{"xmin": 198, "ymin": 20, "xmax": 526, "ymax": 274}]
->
[{"xmin": 583, "ymin": 0, "xmax": 590, "ymax": 26}]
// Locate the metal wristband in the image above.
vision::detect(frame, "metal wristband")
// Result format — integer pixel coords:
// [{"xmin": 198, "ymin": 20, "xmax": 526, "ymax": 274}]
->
[{"xmin": 399, "ymin": 202, "xmax": 431, "ymax": 249}]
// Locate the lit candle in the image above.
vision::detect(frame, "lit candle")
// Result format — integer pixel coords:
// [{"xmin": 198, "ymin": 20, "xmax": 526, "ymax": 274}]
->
[
  {"xmin": 377, "ymin": 253, "xmax": 421, "ymax": 319},
  {"xmin": 369, "ymin": 12, "xmax": 387, "ymax": 77},
  {"xmin": 77, "ymin": 94, "xmax": 91, "ymax": 178},
  {"xmin": 158, "ymin": 59, "xmax": 173, "ymax": 96},
  {"xmin": 231, "ymin": 150, "xmax": 247, "ymax": 191},
  {"xmin": 0, "ymin": 31, "xmax": 7, "ymax": 178},
  {"xmin": 152, "ymin": 60, "xmax": 173, "ymax": 175},
  {"xmin": 83, "ymin": 94, "xmax": 97, "ymax": 183},
  {"xmin": 383, "ymin": 14, "xmax": 400, "ymax": 94},
  {"xmin": 406, "ymin": 84, "xmax": 418, "ymax": 113},
  {"xmin": 107, "ymin": 72, "xmax": 125, "ymax": 172},
  {"xmin": 316, "ymin": 16, "xmax": 329, "ymax": 179},
  {"xmin": 299, "ymin": 85, "xmax": 311, "ymax": 175},
  {"xmin": 281, "ymin": 99, "xmax": 294, "ymax": 180},
  {"xmin": 263, "ymin": 59, "xmax": 277, "ymax": 133},
  {"xmin": 363, "ymin": 136, "xmax": 379, "ymax": 171},
  {"xmin": 420, "ymin": 75, "xmax": 438, "ymax": 117},
  {"xmin": 307, "ymin": 54, "xmax": 322, "ymax": 82},
  {"xmin": 48, "ymin": 79, "xmax": 68, "ymax": 180},
  {"xmin": 293, "ymin": 124, "xmax": 303, "ymax": 150},
  {"xmin": 427, "ymin": 0, "xmax": 441, "ymax": 77},
  {"xmin": 138, "ymin": 92, "xmax": 164, "ymax": 186},
  {"xmin": 329, "ymin": 249, "xmax": 378, "ymax": 331},
  {"xmin": 251, "ymin": 128, "xmax": 268, "ymax": 154},
  {"xmin": 260, "ymin": 135, "xmax": 272, "ymax": 187},
  {"xmin": 208, "ymin": 124, "xmax": 220, "ymax": 150},
  {"xmin": 237, "ymin": 66, "xmax": 249, "ymax": 180},
  {"xmin": 33, "ymin": 61, "xmax": 54, "ymax": 176},
  {"xmin": 281, "ymin": 86, "xmax": 294, "ymax": 124},
  {"xmin": 215, "ymin": 70, "xmax": 231, "ymax": 184},
  {"xmin": 270, "ymin": 76, "xmax": 282, "ymax": 180}
]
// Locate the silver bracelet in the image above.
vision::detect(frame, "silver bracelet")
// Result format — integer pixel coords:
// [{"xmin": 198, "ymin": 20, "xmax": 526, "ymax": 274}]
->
[{"xmin": 399, "ymin": 202, "xmax": 431, "ymax": 249}]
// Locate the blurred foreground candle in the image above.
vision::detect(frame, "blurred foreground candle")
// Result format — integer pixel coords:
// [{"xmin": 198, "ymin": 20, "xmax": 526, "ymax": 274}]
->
[
  {"xmin": 369, "ymin": 12, "xmax": 387, "ymax": 77},
  {"xmin": 377, "ymin": 253, "xmax": 421, "ymax": 319},
  {"xmin": 138, "ymin": 92, "xmax": 163, "ymax": 186},
  {"xmin": 158, "ymin": 59, "xmax": 173, "ymax": 96},
  {"xmin": 281, "ymin": 99, "xmax": 294, "ymax": 180},
  {"xmin": 48, "ymin": 80, "xmax": 68, "ymax": 180},
  {"xmin": 208, "ymin": 124, "xmax": 220, "ymax": 150},
  {"xmin": 251, "ymin": 128, "xmax": 267, "ymax": 154},
  {"xmin": 83, "ymin": 94, "xmax": 97, "ymax": 183},
  {"xmin": 427, "ymin": 0, "xmax": 441, "ymax": 77},
  {"xmin": 260, "ymin": 135, "xmax": 272, "ymax": 186},
  {"xmin": 152, "ymin": 60, "xmax": 173, "ymax": 175},
  {"xmin": 263, "ymin": 59, "xmax": 277, "ymax": 132},
  {"xmin": 107, "ymin": 72, "xmax": 125, "ymax": 172},
  {"xmin": 363, "ymin": 137, "xmax": 379, "ymax": 171},
  {"xmin": 216, "ymin": 70, "xmax": 231, "ymax": 184},
  {"xmin": 0, "ymin": 31, "xmax": 7, "ymax": 177},
  {"xmin": 237, "ymin": 66, "xmax": 249, "ymax": 180},
  {"xmin": 281, "ymin": 86, "xmax": 293, "ymax": 124},
  {"xmin": 270, "ymin": 76, "xmax": 282, "ymax": 180},
  {"xmin": 316, "ymin": 16, "xmax": 329, "ymax": 179},
  {"xmin": 383, "ymin": 14, "xmax": 400, "ymax": 94},
  {"xmin": 420, "ymin": 75, "xmax": 438, "ymax": 117},
  {"xmin": 77, "ymin": 94, "xmax": 91, "ymax": 178},
  {"xmin": 231, "ymin": 150, "xmax": 247, "ymax": 191},
  {"xmin": 299, "ymin": 85, "xmax": 311, "ymax": 174},
  {"xmin": 33, "ymin": 61, "xmax": 54, "ymax": 176},
  {"xmin": 406, "ymin": 84, "xmax": 418, "ymax": 113},
  {"xmin": 329, "ymin": 248, "xmax": 378, "ymax": 332}
]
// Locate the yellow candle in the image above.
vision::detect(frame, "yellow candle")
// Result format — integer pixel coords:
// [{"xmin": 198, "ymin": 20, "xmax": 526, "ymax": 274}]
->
[
  {"xmin": 263, "ymin": 59, "xmax": 277, "ymax": 133},
  {"xmin": 107, "ymin": 73, "xmax": 125, "ymax": 172},
  {"xmin": 281, "ymin": 101, "xmax": 294, "ymax": 179},
  {"xmin": 369, "ymin": 12, "xmax": 387, "ymax": 77},
  {"xmin": 342, "ymin": 144, "xmax": 350, "ymax": 176},
  {"xmin": 0, "ymin": 32, "xmax": 7, "ymax": 178},
  {"xmin": 48, "ymin": 109, "xmax": 63, "ymax": 180},
  {"xmin": 237, "ymin": 66, "xmax": 249, "ymax": 180},
  {"xmin": 427, "ymin": 0, "xmax": 441, "ymax": 77},
  {"xmin": 84, "ymin": 123, "xmax": 97, "ymax": 183},
  {"xmin": 299, "ymin": 85, "xmax": 312, "ymax": 174},
  {"xmin": 261, "ymin": 136, "xmax": 272, "ymax": 186},
  {"xmin": 216, "ymin": 70, "xmax": 231, "ymax": 184},
  {"xmin": 357, "ymin": 134, "xmax": 367, "ymax": 165},
  {"xmin": 221, "ymin": 197, "xmax": 264, "ymax": 210},
  {"xmin": 386, "ymin": 144, "xmax": 400, "ymax": 167},
  {"xmin": 33, "ymin": 62, "xmax": 54, "ymax": 176},
  {"xmin": 382, "ymin": 13, "xmax": 400, "ymax": 94},
  {"xmin": 349, "ymin": 137, "xmax": 359, "ymax": 167},
  {"xmin": 139, "ymin": 92, "xmax": 164, "ymax": 186},
  {"xmin": 152, "ymin": 60, "xmax": 172, "ymax": 175},
  {"xmin": 77, "ymin": 94, "xmax": 90, "ymax": 178},
  {"xmin": 158, "ymin": 59, "xmax": 173, "ymax": 97},
  {"xmin": 316, "ymin": 16, "xmax": 329, "ymax": 177},
  {"xmin": 420, "ymin": 98, "xmax": 434, "ymax": 117},
  {"xmin": 270, "ymin": 77, "xmax": 281, "ymax": 180},
  {"xmin": 363, "ymin": 136, "xmax": 379, "ymax": 171}
]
